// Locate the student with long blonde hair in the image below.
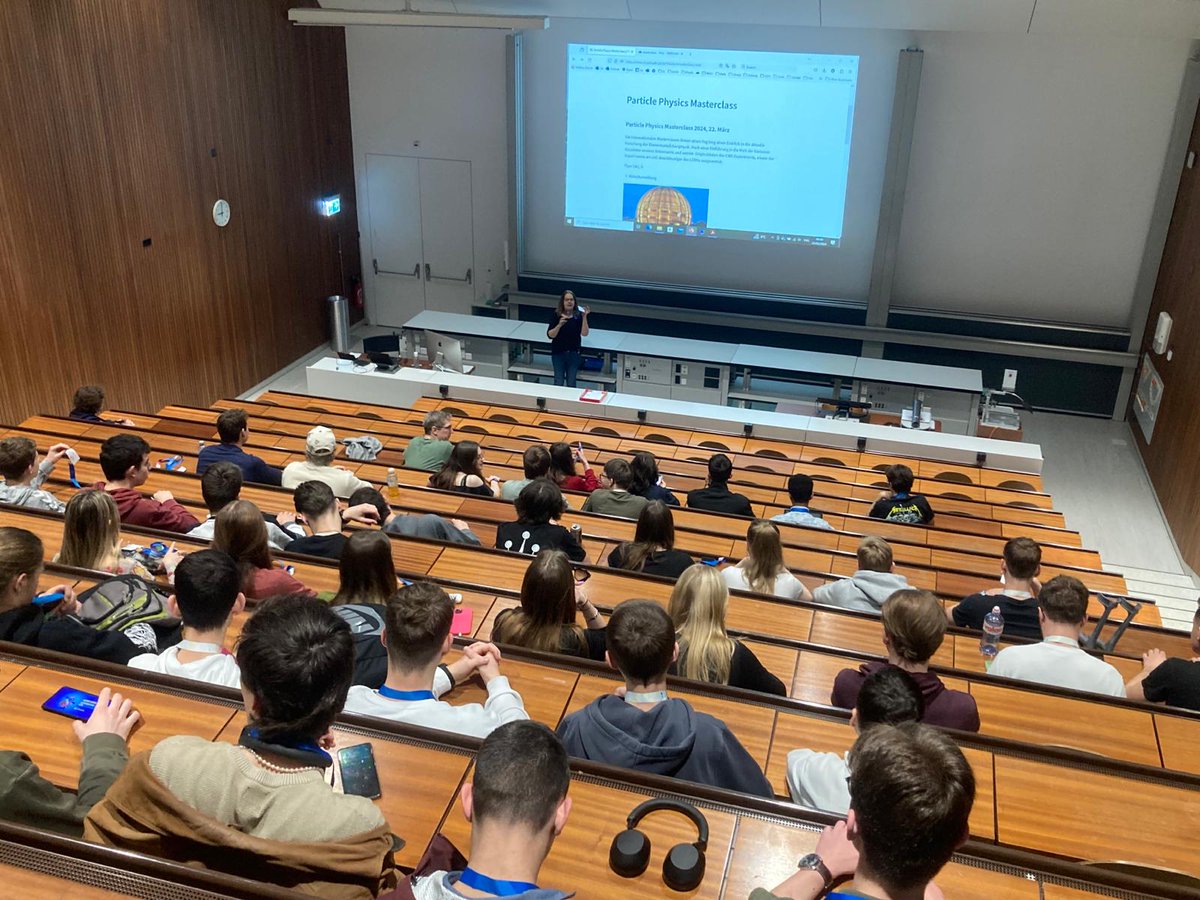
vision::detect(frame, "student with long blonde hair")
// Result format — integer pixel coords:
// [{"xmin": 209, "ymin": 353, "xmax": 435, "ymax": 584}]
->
[
  {"xmin": 668, "ymin": 564, "xmax": 786, "ymax": 695},
  {"xmin": 721, "ymin": 520, "xmax": 811, "ymax": 601},
  {"xmin": 58, "ymin": 491, "xmax": 181, "ymax": 578}
]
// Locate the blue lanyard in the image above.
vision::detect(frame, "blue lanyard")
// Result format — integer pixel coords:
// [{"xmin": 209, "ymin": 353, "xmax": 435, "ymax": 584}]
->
[
  {"xmin": 788, "ymin": 506, "xmax": 810, "ymax": 514},
  {"xmin": 459, "ymin": 868, "xmax": 539, "ymax": 896},
  {"xmin": 67, "ymin": 461, "xmax": 82, "ymax": 489},
  {"xmin": 378, "ymin": 685, "xmax": 435, "ymax": 701}
]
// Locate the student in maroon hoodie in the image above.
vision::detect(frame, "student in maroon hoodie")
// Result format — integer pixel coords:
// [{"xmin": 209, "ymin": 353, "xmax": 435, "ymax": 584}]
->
[
  {"xmin": 831, "ymin": 588, "xmax": 980, "ymax": 732},
  {"xmin": 93, "ymin": 435, "xmax": 199, "ymax": 534}
]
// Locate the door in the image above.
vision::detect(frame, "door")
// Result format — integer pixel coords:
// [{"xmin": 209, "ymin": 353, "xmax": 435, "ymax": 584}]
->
[
  {"xmin": 364, "ymin": 155, "xmax": 475, "ymax": 327},
  {"xmin": 419, "ymin": 158, "xmax": 475, "ymax": 316},
  {"xmin": 365, "ymin": 154, "xmax": 424, "ymax": 327}
]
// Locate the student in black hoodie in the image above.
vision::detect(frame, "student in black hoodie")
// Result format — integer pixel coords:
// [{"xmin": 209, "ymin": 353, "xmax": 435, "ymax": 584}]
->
[
  {"xmin": 0, "ymin": 527, "xmax": 139, "ymax": 664},
  {"xmin": 556, "ymin": 599, "xmax": 772, "ymax": 797},
  {"xmin": 686, "ymin": 454, "xmax": 753, "ymax": 517},
  {"xmin": 495, "ymin": 480, "xmax": 585, "ymax": 563}
]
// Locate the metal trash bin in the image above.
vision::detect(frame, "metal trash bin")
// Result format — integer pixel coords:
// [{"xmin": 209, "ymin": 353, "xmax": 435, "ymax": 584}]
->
[{"xmin": 327, "ymin": 295, "xmax": 350, "ymax": 354}]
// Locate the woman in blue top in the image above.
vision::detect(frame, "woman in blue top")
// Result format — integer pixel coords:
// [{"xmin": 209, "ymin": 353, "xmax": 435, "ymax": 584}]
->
[{"xmin": 545, "ymin": 290, "xmax": 589, "ymax": 387}]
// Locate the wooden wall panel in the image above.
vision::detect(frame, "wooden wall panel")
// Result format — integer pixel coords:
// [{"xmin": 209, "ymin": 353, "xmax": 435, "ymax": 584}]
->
[
  {"xmin": 0, "ymin": 0, "xmax": 359, "ymax": 425},
  {"xmin": 1132, "ymin": 98, "xmax": 1200, "ymax": 572}
]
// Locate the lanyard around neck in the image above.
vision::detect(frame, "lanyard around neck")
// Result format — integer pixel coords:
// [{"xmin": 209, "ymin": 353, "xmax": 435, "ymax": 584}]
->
[
  {"xmin": 459, "ymin": 868, "xmax": 539, "ymax": 896},
  {"xmin": 378, "ymin": 685, "xmax": 436, "ymax": 701}
]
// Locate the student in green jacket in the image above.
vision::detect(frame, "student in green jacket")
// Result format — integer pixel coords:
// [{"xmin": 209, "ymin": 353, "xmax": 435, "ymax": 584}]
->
[{"xmin": 0, "ymin": 687, "xmax": 139, "ymax": 836}]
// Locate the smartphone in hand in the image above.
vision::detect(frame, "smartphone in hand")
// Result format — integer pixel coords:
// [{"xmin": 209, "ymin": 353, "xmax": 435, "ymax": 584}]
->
[{"xmin": 43, "ymin": 687, "xmax": 99, "ymax": 721}]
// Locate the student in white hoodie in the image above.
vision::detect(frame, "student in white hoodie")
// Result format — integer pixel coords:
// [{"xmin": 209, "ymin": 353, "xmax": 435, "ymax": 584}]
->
[
  {"xmin": 786, "ymin": 666, "xmax": 924, "ymax": 815},
  {"xmin": 344, "ymin": 581, "xmax": 528, "ymax": 738},
  {"xmin": 812, "ymin": 536, "xmax": 910, "ymax": 613},
  {"xmin": 0, "ymin": 437, "xmax": 73, "ymax": 514},
  {"xmin": 127, "ymin": 550, "xmax": 244, "ymax": 688}
]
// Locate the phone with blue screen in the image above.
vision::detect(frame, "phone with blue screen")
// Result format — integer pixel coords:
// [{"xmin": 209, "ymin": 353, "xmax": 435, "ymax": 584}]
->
[
  {"xmin": 337, "ymin": 743, "xmax": 382, "ymax": 799},
  {"xmin": 43, "ymin": 687, "xmax": 98, "ymax": 721}
]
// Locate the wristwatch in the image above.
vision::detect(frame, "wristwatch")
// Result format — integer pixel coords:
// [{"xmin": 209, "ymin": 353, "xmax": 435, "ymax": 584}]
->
[{"xmin": 796, "ymin": 853, "xmax": 833, "ymax": 888}]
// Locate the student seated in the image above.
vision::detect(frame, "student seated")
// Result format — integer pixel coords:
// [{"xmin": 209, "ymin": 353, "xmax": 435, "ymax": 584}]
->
[
  {"xmin": 85, "ymin": 596, "xmax": 397, "ymax": 897},
  {"xmin": 187, "ymin": 462, "xmax": 302, "ymax": 550},
  {"xmin": 989, "ymin": 575, "xmax": 1125, "ymax": 696},
  {"xmin": 127, "ymin": 550, "xmax": 244, "ymax": 688},
  {"xmin": 0, "ymin": 687, "xmax": 139, "ymax": 837},
  {"xmin": 495, "ymin": 480, "xmax": 585, "ymax": 562},
  {"xmin": 548, "ymin": 441, "xmax": 599, "ymax": 493},
  {"xmin": 686, "ymin": 453, "xmax": 753, "ymax": 517},
  {"xmin": 722, "ymin": 520, "xmax": 812, "ymax": 601},
  {"xmin": 951, "ymin": 537, "xmax": 1042, "ymax": 639},
  {"xmin": 430, "ymin": 441, "xmax": 501, "ymax": 497},
  {"xmin": 556, "ymin": 599, "xmax": 773, "ymax": 797},
  {"xmin": 812, "ymin": 536, "xmax": 909, "ymax": 612},
  {"xmin": 196, "ymin": 408, "xmax": 283, "ymax": 485},
  {"xmin": 832, "ymin": 589, "xmax": 980, "ymax": 732},
  {"xmin": 629, "ymin": 450, "xmax": 680, "ymax": 506},
  {"xmin": 786, "ymin": 667, "xmax": 923, "ymax": 815},
  {"xmin": 0, "ymin": 437, "xmax": 73, "ymax": 513},
  {"xmin": 867, "ymin": 464, "xmax": 934, "ymax": 525},
  {"xmin": 0, "ymin": 526, "xmax": 140, "ymax": 663},
  {"xmin": 57, "ymin": 490, "xmax": 180, "ymax": 580},
  {"xmin": 211, "ymin": 500, "xmax": 311, "ymax": 600},
  {"xmin": 348, "ymin": 486, "xmax": 480, "ymax": 545},
  {"xmin": 408, "ymin": 721, "xmax": 572, "ymax": 900},
  {"xmin": 581, "ymin": 458, "xmax": 648, "ymax": 519},
  {"xmin": 289, "ymin": 481, "xmax": 350, "ymax": 560},
  {"xmin": 69, "ymin": 384, "xmax": 133, "ymax": 426},
  {"xmin": 669, "ymin": 564, "xmax": 786, "ymax": 696},
  {"xmin": 492, "ymin": 550, "xmax": 606, "ymax": 661},
  {"xmin": 281, "ymin": 426, "xmax": 370, "ymax": 499},
  {"xmin": 1126, "ymin": 606, "xmax": 1200, "ymax": 711},
  {"xmin": 344, "ymin": 582, "xmax": 528, "ymax": 738},
  {"xmin": 329, "ymin": 531, "xmax": 401, "ymax": 687},
  {"xmin": 403, "ymin": 410, "xmax": 455, "ymax": 472},
  {"xmin": 93, "ymin": 434, "xmax": 199, "ymax": 533},
  {"xmin": 771, "ymin": 474, "xmax": 833, "ymax": 531},
  {"xmin": 755, "ymin": 724, "xmax": 973, "ymax": 900},
  {"xmin": 607, "ymin": 501, "xmax": 694, "ymax": 579},
  {"xmin": 501, "ymin": 445, "xmax": 552, "ymax": 502}
]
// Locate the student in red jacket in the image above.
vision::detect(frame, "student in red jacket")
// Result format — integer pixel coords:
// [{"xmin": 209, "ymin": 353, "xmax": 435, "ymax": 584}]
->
[
  {"xmin": 548, "ymin": 441, "xmax": 599, "ymax": 494},
  {"xmin": 93, "ymin": 435, "xmax": 199, "ymax": 534}
]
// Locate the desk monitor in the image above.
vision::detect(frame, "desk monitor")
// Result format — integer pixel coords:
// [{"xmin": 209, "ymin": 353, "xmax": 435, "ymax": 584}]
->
[{"xmin": 425, "ymin": 330, "xmax": 464, "ymax": 373}]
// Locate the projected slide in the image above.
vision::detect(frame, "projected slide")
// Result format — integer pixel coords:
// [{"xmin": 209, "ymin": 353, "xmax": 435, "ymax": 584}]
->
[{"xmin": 565, "ymin": 44, "xmax": 859, "ymax": 245}]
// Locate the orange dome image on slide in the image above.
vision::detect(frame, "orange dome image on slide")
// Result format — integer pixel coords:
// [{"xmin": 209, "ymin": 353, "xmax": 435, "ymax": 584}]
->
[{"xmin": 634, "ymin": 187, "xmax": 693, "ymax": 226}]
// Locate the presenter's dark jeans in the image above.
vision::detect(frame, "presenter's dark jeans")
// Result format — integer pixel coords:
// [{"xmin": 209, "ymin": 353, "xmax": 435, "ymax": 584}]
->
[{"xmin": 552, "ymin": 350, "xmax": 581, "ymax": 387}]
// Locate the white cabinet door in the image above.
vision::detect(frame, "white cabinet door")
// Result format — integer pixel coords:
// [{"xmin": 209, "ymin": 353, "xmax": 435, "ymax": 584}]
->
[
  {"xmin": 418, "ymin": 158, "xmax": 475, "ymax": 316},
  {"xmin": 365, "ymin": 154, "xmax": 424, "ymax": 327}
]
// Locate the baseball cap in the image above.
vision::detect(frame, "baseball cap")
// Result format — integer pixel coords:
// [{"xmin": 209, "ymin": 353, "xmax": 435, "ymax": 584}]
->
[{"xmin": 306, "ymin": 426, "xmax": 337, "ymax": 456}]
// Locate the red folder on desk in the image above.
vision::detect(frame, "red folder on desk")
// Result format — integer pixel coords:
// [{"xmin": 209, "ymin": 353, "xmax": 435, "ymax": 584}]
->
[{"xmin": 579, "ymin": 389, "xmax": 608, "ymax": 403}]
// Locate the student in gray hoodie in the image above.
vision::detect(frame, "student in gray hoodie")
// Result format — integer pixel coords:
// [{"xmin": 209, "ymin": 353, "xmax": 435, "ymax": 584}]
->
[
  {"xmin": 410, "ymin": 721, "xmax": 574, "ymax": 900},
  {"xmin": 0, "ymin": 437, "xmax": 73, "ymax": 514},
  {"xmin": 812, "ymin": 536, "xmax": 910, "ymax": 613},
  {"xmin": 556, "ymin": 600, "xmax": 773, "ymax": 798}
]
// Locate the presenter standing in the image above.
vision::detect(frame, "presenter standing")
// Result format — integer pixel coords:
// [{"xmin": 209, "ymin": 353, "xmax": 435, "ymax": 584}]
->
[{"xmin": 546, "ymin": 290, "xmax": 589, "ymax": 387}]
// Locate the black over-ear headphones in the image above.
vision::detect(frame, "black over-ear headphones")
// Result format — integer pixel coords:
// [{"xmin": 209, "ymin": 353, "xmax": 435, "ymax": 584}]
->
[{"xmin": 609, "ymin": 798, "xmax": 709, "ymax": 891}]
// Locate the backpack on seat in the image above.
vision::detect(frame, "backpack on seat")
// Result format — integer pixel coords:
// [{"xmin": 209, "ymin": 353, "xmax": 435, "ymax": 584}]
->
[{"xmin": 71, "ymin": 575, "xmax": 181, "ymax": 650}]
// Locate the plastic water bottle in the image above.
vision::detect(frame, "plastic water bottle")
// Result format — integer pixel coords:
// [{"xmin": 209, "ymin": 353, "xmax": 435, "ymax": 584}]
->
[
  {"xmin": 386, "ymin": 467, "xmax": 399, "ymax": 501},
  {"xmin": 980, "ymin": 606, "xmax": 1004, "ymax": 663}
]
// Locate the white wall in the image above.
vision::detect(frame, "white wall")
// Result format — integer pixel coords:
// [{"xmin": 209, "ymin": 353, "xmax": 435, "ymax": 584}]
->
[
  {"xmin": 346, "ymin": 25, "xmax": 511, "ymax": 324},
  {"xmin": 344, "ymin": 21, "xmax": 1190, "ymax": 330},
  {"xmin": 892, "ymin": 31, "xmax": 1190, "ymax": 328}
]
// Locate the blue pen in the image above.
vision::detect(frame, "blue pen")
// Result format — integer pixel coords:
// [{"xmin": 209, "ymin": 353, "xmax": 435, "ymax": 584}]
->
[{"xmin": 34, "ymin": 592, "xmax": 64, "ymax": 607}]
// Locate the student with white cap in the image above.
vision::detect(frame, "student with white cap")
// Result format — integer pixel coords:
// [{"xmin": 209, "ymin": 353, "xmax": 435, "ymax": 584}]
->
[{"xmin": 281, "ymin": 426, "xmax": 372, "ymax": 498}]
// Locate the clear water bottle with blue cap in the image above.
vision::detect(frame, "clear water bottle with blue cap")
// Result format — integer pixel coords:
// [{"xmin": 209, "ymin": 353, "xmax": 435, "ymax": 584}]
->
[{"xmin": 980, "ymin": 605, "xmax": 1004, "ymax": 663}]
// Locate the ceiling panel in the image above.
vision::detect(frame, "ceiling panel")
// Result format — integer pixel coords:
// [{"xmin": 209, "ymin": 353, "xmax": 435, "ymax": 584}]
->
[
  {"xmin": 626, "ymin": 0, "xmax": 820, "ymax": 27},
  {"xmin": 821, "ymin": 0, "xmax": 1035, "ymax": 33},
  {"xmin": 1030, "ymin": 0, "xmax": 1200, "ymax": 38}
]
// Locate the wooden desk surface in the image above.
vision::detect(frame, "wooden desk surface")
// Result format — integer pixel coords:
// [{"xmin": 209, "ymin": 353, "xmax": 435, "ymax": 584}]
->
[
  {"xmin": 1152, "ymin": 712, "xmax": 1200, "ymax": 776},
  {"xmin": 993, "ymin": 756, "xmax": 1200, "ymax": 877},
  {"xmin": 213, "ymin": 712, "xmax": 469, "ymax": 871},
  {"xmin": 0, "ymin": 860, "xmax": 139, "ymax": 899},
  {"xmin": 723, "ymin": 817, "xmax": 1040, "ymax": 900},
  {"xmin": 968, "ymin": 683, "xmax": 1161, "ymax": 766},
  {"xmin": 438, "ymin": 655, "xmax": 581, "ymax": 730},
  {"xmin": 0, "ymin": 667, "xmax": 236, "ymax": 789},
  {"xmin": 436, "ymin": 775, "xmax": 739, "ymax": 900}
]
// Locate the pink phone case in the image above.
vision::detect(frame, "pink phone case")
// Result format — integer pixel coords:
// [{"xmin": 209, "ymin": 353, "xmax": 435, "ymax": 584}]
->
[{"xmin": 451, "ymin": 607, "xmax": 474, "ymax": 635}]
